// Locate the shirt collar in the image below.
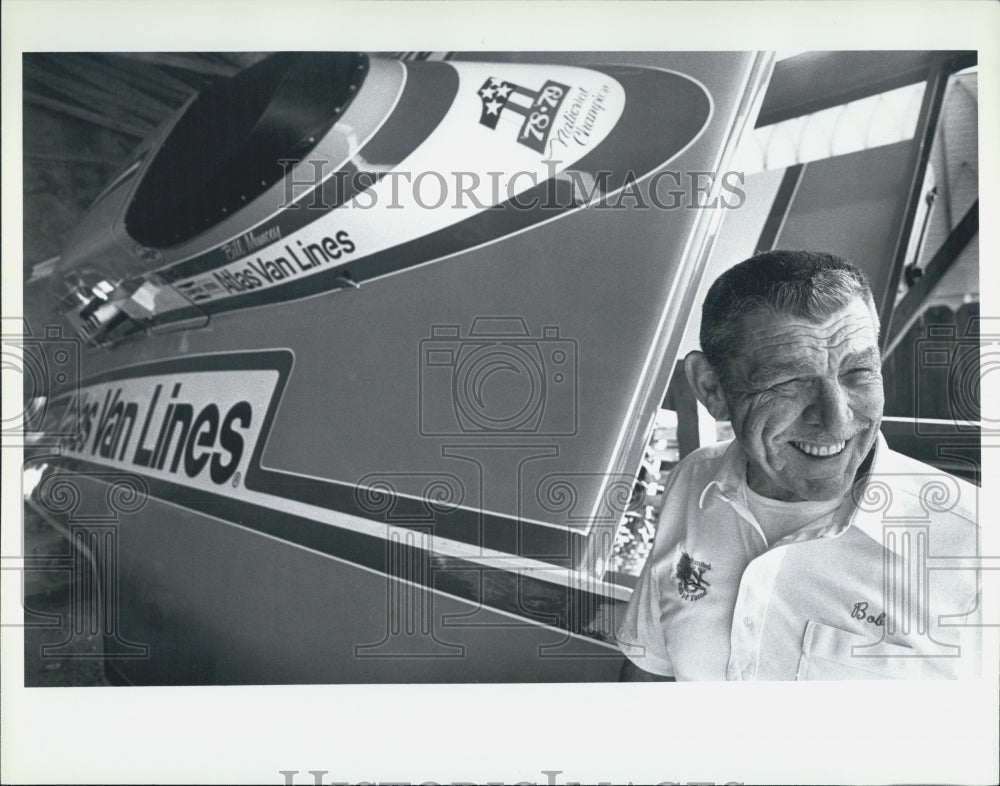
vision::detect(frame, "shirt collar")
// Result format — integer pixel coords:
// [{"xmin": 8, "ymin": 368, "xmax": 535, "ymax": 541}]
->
[
  {"xmin": 697, "ymin": 439, "xmax": 749, "ymax": 510},
  {"xmin": 846, "ymin": 431, "xmax": 909, "ymax": 554}
]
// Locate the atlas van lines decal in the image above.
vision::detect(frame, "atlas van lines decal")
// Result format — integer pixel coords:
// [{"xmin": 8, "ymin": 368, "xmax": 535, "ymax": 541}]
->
[
  {"xmin": 50, "ymin": 367, "xmax": 278, "ymax": 490},
  {"xmin": 169, "ymin": 62, "xmax": 627, "ymax": 306},
  {"xmin": 177, "ymin": 230, "xmax": 356, "ymax": 300}
]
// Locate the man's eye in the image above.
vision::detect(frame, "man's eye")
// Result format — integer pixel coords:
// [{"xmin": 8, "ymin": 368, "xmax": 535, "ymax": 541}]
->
[{"xmin": 843, "ymin": 368, "xmax": 877, "ymax": 382}]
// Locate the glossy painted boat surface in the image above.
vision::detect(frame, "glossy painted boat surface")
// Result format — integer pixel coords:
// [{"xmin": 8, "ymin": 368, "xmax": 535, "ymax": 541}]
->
[{"xmin": 24, "ymin": 51, "xmax": 770, "ymax": 683}]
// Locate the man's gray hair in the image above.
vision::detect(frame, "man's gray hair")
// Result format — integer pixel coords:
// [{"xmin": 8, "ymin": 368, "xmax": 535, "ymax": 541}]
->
[{"xmin": 699, "ymin": 250, "xmax": 878, "ymax": 380}]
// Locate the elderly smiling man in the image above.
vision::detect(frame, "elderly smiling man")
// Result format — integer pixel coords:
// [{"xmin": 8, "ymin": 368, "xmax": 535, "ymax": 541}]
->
[{"xmin": 618, "ymin": 250, "xmax": 981, "ymax": 681}]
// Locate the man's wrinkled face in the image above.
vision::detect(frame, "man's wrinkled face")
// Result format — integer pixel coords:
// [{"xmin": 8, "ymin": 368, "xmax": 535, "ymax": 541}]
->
[{"xmin": 721, "ymin": 296, "xmax": 884, "ymax": 501}]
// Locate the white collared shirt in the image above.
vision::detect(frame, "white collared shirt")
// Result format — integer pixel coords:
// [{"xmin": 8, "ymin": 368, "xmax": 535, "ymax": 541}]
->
[{"xmin": 616, "ymin": 433, "xmax": 982, "ymax": 680}]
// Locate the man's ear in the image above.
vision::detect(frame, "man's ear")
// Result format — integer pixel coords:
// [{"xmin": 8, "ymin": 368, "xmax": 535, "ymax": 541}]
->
[{"xmin": 684, "ymin": 351, "xmax": 731, "ymax": 421}]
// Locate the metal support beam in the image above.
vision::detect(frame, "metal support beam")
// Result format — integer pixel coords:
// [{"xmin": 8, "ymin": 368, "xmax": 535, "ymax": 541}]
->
[
  {"xmin": 99, "ymin": 54, "xmax": 205, "ymax": 102},
  {"xmin": 755, "ymin": 163, "xmax": 803, "ymax": 251},
  {"xmin": 757, "ymin": 50, "xmax": 977, "ymax": 128},
  {"xmin": 883, "ymin": 200, "xmax": 979, "ymax": 358},
  {"xmin": 878, "ymin": 53, "xmax": 956, "ymax": 346},
  {"xmin": 24, "ymin": 149, "xmax": 126, "ymax": 166},
  {"xmin": 117, "ymin": 52, "xmax": 240, "ymax": 78},
  {"xmin": 23, "ymin": 91, "xmax": 151, "ymax": 139},
  {"xmin": 25, "ymin": 66, "xmax": 165, "ymax": 126},
  {"xmin": 40, "ymin": 55, "xmax": 178, "ymax": 121}
]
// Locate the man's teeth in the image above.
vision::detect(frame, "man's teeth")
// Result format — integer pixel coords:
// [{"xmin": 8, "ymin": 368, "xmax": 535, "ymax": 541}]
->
[{"xmin": 791, "ymin": 440, "xmax": 846, "ymax": 457}]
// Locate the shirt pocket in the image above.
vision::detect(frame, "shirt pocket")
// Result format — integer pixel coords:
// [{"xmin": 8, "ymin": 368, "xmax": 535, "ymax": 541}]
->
[{"xmin": 796, "ymin": 620, "xmax": 946, "ymax": 680}]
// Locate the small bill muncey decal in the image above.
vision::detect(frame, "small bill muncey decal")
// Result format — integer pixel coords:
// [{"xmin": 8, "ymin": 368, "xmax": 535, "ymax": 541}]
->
[{"xmin": 45, "ymin": 358, "xmax": 284, "ymax": 491}]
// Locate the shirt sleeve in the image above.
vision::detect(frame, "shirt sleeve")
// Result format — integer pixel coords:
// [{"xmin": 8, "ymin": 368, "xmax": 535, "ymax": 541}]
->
[
  {"xmin": 615, "ymin": 461, "xmax": 696, "ymax": 678},
  {"xmin": 616, "ymin": 554, "xmax": 675, "ymax": 677}
]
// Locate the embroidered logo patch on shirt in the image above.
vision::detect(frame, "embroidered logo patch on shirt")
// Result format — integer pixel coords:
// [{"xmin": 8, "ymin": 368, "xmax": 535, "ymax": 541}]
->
[{"xmin": 672, "ymin": 546, "xmax": 711, "ymax": 601}]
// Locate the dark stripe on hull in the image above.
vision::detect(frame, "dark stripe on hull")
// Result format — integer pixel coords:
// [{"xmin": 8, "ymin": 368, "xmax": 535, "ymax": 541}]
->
[{"xmin": 39, "ymin": 453, "xmax": 620, "ymax": 646}]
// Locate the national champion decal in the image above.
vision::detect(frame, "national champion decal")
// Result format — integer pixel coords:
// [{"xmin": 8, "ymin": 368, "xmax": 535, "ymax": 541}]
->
[
  {"xmin": 672, "ymin": 546, "xmax": 712, "ymax": 601},
  {"xmin": 477, "ymin": 76, "xmax": 570, "ymax": 152}
]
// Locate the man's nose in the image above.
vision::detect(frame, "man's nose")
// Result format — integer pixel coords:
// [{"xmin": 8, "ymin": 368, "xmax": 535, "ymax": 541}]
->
[{"xmin": 805, "ymin": 379, "xmax": 853, "ymax": 432}]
